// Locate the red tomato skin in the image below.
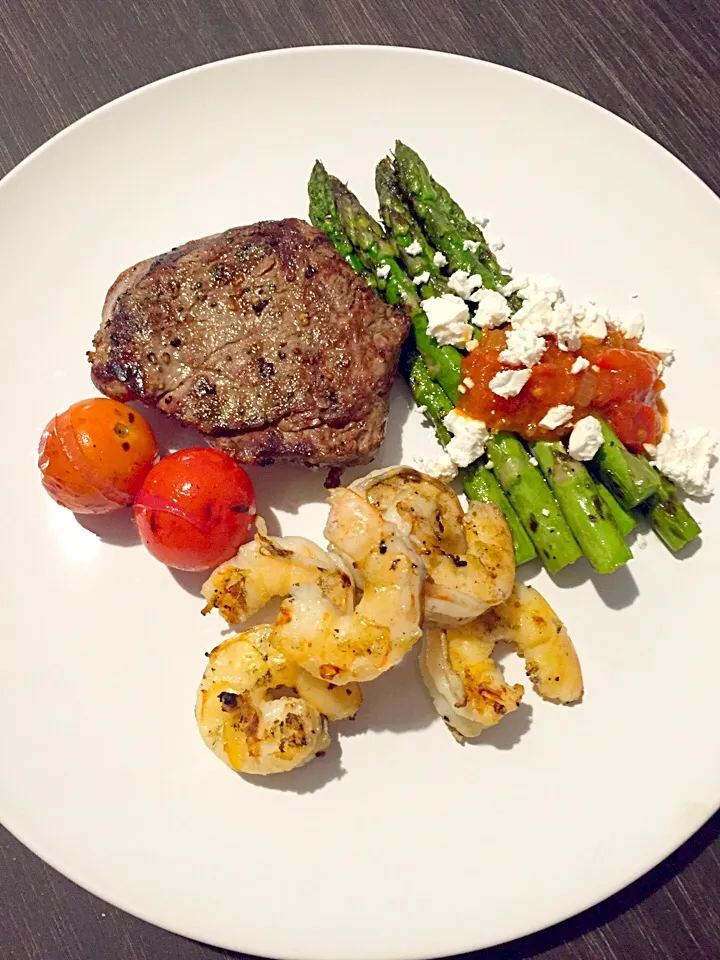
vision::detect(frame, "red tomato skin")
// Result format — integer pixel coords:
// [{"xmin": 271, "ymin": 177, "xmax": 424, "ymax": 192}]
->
[{"xmin": 134, "ymin": 448, "xmax": 256, "ymax": 571}]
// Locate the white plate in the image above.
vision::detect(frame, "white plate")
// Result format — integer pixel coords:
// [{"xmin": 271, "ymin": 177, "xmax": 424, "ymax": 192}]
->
[{"xmin": 1, "ymin": 45, "xmax": 719, "ymax": 960}]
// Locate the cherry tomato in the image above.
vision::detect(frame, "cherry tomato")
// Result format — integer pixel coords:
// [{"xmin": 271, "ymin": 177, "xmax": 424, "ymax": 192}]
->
[
  {"xmin": 39, "ymin": 399, "xmax": 158, "ymax": 514},
  {"xmin": 134, "ymin": 448, "xmax": 256, "ymax": 571}
]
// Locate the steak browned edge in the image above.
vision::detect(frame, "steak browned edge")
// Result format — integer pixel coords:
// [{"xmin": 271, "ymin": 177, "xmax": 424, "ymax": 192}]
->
[{"xmin": 89, "ymin": 218, "xmax": 410, "ymax": 468}]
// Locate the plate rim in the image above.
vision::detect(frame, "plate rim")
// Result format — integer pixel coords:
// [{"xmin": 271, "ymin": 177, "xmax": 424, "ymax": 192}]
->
[{"xmin": 2, "ymin": 43, "xmax": 719, "ymax": 960}]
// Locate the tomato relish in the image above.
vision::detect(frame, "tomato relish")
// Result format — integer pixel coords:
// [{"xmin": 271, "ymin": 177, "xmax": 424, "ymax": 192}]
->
[{"xmin": 459, "ymin": 330, "xmax": 664, "ymax": 452}]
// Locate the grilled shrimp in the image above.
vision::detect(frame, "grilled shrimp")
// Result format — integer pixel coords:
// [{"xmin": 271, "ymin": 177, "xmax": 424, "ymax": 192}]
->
[
  {"xmin": 421, "ymin": 622, "xmax": 524, "ymax": 740},
  {"xmin": 272, "ymin": 488, "xmax": 425, "ymax": 684},
  {"xmin": 201, "ymin": 520, "xmax": 354, "ymax": 625},
  {"xmin": 196, "ymin": 624, "xmax": 362, "ymax": 776},
  {"xmin": 352, "ymin": 466, "xmax": 515, "ymax": 623},
  {"xmin": 481, "ymin": 583, "xmax": 583, "ymax": 703},
  {"xmin": 421, "ymin": 583, "xmax": 582, "ymax": 740}
]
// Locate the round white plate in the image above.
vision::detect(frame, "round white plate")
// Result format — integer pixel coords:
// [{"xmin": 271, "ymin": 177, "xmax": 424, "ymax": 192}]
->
[{"xmin": 2, "ymin": 45, "xmax": 719, "ymax": 960}]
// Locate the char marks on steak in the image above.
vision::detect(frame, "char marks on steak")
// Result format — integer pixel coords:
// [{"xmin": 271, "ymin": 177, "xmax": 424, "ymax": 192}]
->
[{"xmin": 89, "ymin": 219, "xmax": 409, "ymax": 467}]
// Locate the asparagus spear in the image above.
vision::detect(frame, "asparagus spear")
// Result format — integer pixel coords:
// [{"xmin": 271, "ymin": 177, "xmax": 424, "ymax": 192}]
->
[
  {"xmin": 393, "ymin": 143, "xmax": 500, "ymax": 290},
  {"xmin": 641, "ymin": 474, "xmax": 701, "ymax": 552},
  {"xmin": 486, "ymin": 433, "xmax": 583, "ymax": 573},
  {"xmin": 596, "ymin": 483, "xmax": 638, "ymax": 537},
  {"xmin": 593, "ymin": 420, "xmax": 660, "ymax": 509},
  {"xmin": 460, "ymin": 465, "xmax": 537, "ymax": 566},
  {"xmin": 532, "ymin": 441, "xmax": 632, "ymax": 574},
  {"xmin": 308, "ymin": 161, "xmax": 376, "ymax": 284},
  {"xmin": 329, "ymin": 175, "xmax": 463, "ymax": 401},
  {"xmin": 376, "ymin": 158, "xmax": 447, "ymax": 294},
  {"xmin": 407, "ymin": 353, "xmax": 536, "ymax": 564}
]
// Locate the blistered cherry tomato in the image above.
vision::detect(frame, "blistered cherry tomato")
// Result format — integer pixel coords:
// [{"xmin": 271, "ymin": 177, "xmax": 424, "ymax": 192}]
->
[
  {"xmin": 39, "ymin": 399, "xmax": 158, "ymax": 514},
  {"xmin": 134, "ymin": 448, "xmax": 256, "ymax": 571}
]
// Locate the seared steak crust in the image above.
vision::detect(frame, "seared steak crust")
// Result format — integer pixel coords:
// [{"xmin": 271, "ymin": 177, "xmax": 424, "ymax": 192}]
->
[{"xmin": 89, "ymin": 218, "xmax": 409, "ymax": 467}]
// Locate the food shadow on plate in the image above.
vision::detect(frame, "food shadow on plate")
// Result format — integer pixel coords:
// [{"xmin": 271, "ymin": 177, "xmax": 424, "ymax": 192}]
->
[
  {"xmin": 243, "ymin": 730, "xmax": 347, "ymax": 794},
  {"xmin": 75, "ymin": 508, "xmax": 140, "ymax": 547},
  {"xmin": 169, "ymin": 567, "xmax": 208, "ymax": 597},
  {"xmin": 521, "ymin": 555, "xmax": 639, "ymax": 611},
  {"xmin": 342, "ymin": 650, "xmax": 437, "ymax": 737}
]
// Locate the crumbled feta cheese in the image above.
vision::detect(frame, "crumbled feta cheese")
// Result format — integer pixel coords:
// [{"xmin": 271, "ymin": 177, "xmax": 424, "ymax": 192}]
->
[
  {"xmin": 491, "ymin": 238, "xmax": 505, "ymax": 252},
  {"xmin": 541, "ymin": 508, "xmax": 550, "ymax": 517},
  {"xmin": 433, "ymin": 250, "xmax": 448, "ymax": 268},
  {"xmin": 463, "ymin": 377, "xmax": 475, "ymax": 388},
  {"xmin": 644, "ymin": 342, "xmax": 675, "ymax": 374},
  {"xmin": 458, "ymin": 384, "xmax": 466, "ymax": 394},
  {"xmin": 573, "ymin": 303, "xmax": 607, "ymax": 340},
  {"xmin": 472, "ymin": 289, "xmax": 512, "ymax": 328},
  {"xmin": 472, "ymin": 215, "xmax": 490, "ymax": 228},
  {"xmin": 489, "ymin": 368, "xmax": 532, "ymax": 398},
  {"xmin": 463, "ymin": 239, "xmax": 481, "ymax": 253},
  {"xmin": 376, "ymin": 264, "xmax": 391, "ymax": 280},
  {"xmin": 529, "ymin": 455, "xmax": 538, "ymax": 466},
  {"xmin": 413, "ymin": 270, "xmax": 430, "ymax": 285},
  {"xmin": 486, "ymin": 459, "xmax": 494, "ymax": 469},
  {"xmin": 500, "ymin": 327, "xmax": 547, "ymax": 368},
  {"xmin": 650, "ymin": 427, "xmax": 716, "ymax": 497},
  {"xmin": 568, "ymin": 416, "xmax": 603, "ymax": 460},
  {"xmin": 511, "ymin": 295, "xmax": 580, "ymax": 349},
  {"xmin": 517, "ymin": 275, "xmax": 564, "ymax": 304},
  {"xmin": 443, "ymin": 410, "xmax": 490, "ymax": 467},
  {"xmin": 405, "ymin": 239, "xmax": 422, "ymax": 256},
  {"xmin": 466, "ymin": 338, "xmax": 479, "ymax": 352},
  {"xmin": 422, "ymin": 294, "xmax": 472, "ymax": 347},
  {"xmin": 448, "ymin": 270, "xmax": 484, "ymax": 299},
  {"xmin": 539, "ymin": 404, "xmax": 575, "ymax": 430},
  {"xmin": 619, "ymin": 312, "xmax": 645, "ymax": 340},
  {"xmin": 571, "ymin": 356, "xmax": 590, "ymax": 374},
  {"xmin": 415, "ymin": 448, "xmax": 458, "ymax": 482},
  {"xmin": 591, "ymin": 364, "xmax": 600, "ymax": 372}
]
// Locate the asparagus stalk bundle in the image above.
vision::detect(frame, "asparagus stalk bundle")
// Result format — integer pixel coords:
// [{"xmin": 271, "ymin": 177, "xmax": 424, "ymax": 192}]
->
[{"xmin": 307, "ymin": 149, "xmax": 701, "ymax": 574}]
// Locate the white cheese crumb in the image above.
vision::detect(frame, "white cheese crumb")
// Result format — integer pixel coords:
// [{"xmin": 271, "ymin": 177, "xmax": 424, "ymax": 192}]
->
[
  {"xmin": 463, "ymin": 239, "xmax": 481, "ymax": 253},
  {"xmin": 571, "ymin": 356, "xmax": 590, "ymax": 374},
  {"xmin": 415, "ymin": 448, "xmax": 458, "ymax": 482},
  {"xmin": 405, "ymin": 239, "xmax": 422, "ymax": 256},
  {"xmin": 422, "ymin": 294, "xmax": 472, "ymax": 347},
  {"xmin": 511, "ymin": 295, "xmax": 580, "ymax": 349},
  {"xmin": 463, "ymin": 377, "xmax": 475, "ymax": 388},
  {"xmin": 458, "ymin": 384, "xmax": 466, "ymax": 394},
  {"xmin": 443, "ymin": 410, "xmax": 490, "ymax": 467},
  {"xmin": 573, "ymin": 303, "xmax": 607, "ymax": 340},
  {"xmin": 448, "ymin": 270, "xmax": 484, "ymax": 299},
  {"xmin": 650, "ymin": 427, "xmax": 716, "ymax": 497},
  {"xmin": 591, "ymin": 364, "xmax": 600, "ymax": 372},
  {"xmin": 376, "ymin": 264, "xmax": 391, "ymax": 280},
  {"xmin": 486, "ymin": 459, "xmax": 494, "ymax": 469},
  {"xmin": 539, "ymin": 404, "xmax": 575, "ymax": 430},
  {"xmin": 500, "ymin": 328, "xmax": 547, "ymax": 368},
  {"xmin": 413, "ymin": 270, "xmax": 431, "ymax": 285},
  {"xmin": 472, "ymin": 289, "xmax": 512, "ymax": 328},
  {"xmin": 541, "ymin": 508, "xmax": 550, "ymax": 517},
  {"xmin": 472, "ymin": 215, "xmax": 490, "ymax": 228},
  {"xmin": 568, "ymin": 416, "xmax": 603, "ymax": 460},
  {"xmin": 491, "ymin": 238, "xmax": 505, "ymax": 252},
  {"xmin": 644, "ymin": 342, "xmax": 675, "ymax": 374},
  {"xmin": 619, "ymin": 312, "xmax": 645, "ymax": 340},
  {"xmin": 516, "ymin": 275, "xmax": 564, "ymax": 304},
  {"xmin": 529, "ymin": 455, "xmax": 538, "ymax": 466},
  {"xmin": 433, "ymin": 250, "xmax": 448, "ymax": 268},
  {"xmin": 489, "ymin": 368, "xmax": 532, "ymax": 398},
  {"xmin": 466, "ymin": 338, "xmax": 479, "ymax": 352}
]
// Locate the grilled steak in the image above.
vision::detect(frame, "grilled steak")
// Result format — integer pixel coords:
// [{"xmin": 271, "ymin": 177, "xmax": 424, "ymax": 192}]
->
[{"xmin": 89, "ymin": 218, "xmax": 409, "ymax": 467}]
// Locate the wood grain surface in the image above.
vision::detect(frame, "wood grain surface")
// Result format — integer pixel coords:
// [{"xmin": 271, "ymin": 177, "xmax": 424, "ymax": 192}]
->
[{"xmin": 1, "ymin": 1, "xmax": 718, "ymax": 958}]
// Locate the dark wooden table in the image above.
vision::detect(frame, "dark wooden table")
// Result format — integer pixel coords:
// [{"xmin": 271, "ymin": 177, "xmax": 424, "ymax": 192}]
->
[{"xmin": 2, "ymin": 1, "xmax": 719, "ymax": 958}]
